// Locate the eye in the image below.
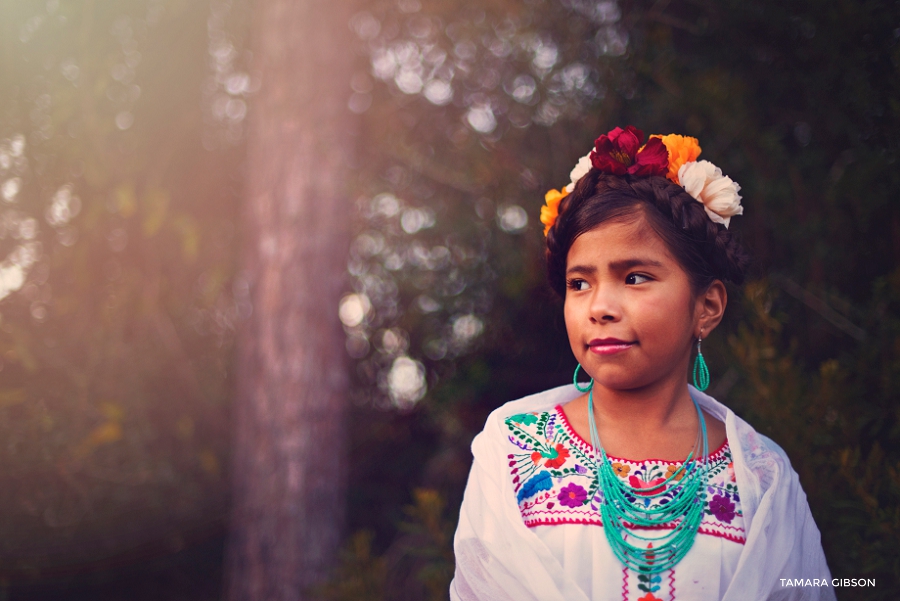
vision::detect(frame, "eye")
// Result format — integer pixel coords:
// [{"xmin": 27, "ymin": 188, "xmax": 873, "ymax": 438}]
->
[
  {"xmin": 625, "ymin": 273, "xmax": 652, "ymax": 285},
  {"xmin": 566, "ymin": 278, "xmax": 590, "ymax": 292}
]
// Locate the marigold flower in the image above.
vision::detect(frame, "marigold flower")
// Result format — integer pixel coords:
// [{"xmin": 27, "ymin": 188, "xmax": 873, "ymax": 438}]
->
[
  {"xmin": 541, "ymin": 187, "xmax": 567, "ymax": 235},
  {"xmin": 653, "ymin": 133, "xmax": 701, "ymax": 183}
]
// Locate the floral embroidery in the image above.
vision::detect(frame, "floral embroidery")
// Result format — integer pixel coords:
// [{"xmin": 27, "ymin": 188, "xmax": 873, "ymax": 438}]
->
[
  {"xmin": 637, "ymin": 593, "xmax": 663, "ymax": 601},
  {"xmin": 509, "ymin": 413, "xmax": 538, "ymax": 426},
  {"xmin": 505, "ymin": 405, "xmax": 746, "ymax": 545},
  {"xmin": 517, "ymin": 471, "xmax": 552, "ymax": 502},
  {"xmin": 665, "ymin": 464, "xmax": 685, "ymax": 481},
  {"xmin": 709, "ymin": 493, "xmax": 737, "ymax": 523},
  {"xmin": 545, "ymin": 443, "xmax": 569, "ymax": 468},
  {"xmin": 628, "ymin": 474, "xmax": 667, "ymax": 496},
  {"xmin": 530, "ymin": 443, "xmax": 569, "ymax": 468},
  {"xmin": 612, "ymin": 462, "xmax": 631, "ymax": 477},
  {"xmin": 558, "ymin": 483, "xmax": 588, "ymax": 507}
]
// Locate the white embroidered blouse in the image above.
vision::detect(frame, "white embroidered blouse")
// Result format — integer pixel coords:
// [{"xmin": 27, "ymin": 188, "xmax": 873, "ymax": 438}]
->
[
  {"xmin": 504, "ymin": 404, "xmax": 744, "ymax": 600},
  {"xmin": 450, "ymin": 384, "xmax": 836, "ymax": 601}
]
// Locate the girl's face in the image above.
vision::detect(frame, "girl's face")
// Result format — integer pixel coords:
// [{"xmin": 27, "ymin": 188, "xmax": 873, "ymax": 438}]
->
[{"xmin": 563, "ymin": 217, "xmax": 706, "ymax": 391}]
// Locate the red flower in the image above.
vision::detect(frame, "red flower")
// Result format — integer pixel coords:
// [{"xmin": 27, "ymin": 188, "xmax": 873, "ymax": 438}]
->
[
  {"xmin": 628, "ymin": 475, "xmax": 667, "ymax": 496},
  {"xmin": 543, "ymin": 443, "xmax": 570, "ymax": 469},
  {"xmin": 590, "ymin": 126, "xmax": 669, "ymax": 177}
]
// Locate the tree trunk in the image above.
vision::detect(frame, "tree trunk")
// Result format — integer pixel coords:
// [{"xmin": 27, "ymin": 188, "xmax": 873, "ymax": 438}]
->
[{"xmin": 226, "ymin": 0, "xmax": 355, "ymax": 599}]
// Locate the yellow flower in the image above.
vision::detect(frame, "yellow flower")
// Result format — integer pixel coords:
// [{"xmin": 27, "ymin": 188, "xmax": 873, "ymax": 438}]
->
[
  {"xmin": 665, "ymin": 464, "xmax": 685, "ymax": 481},
  {"xmin": 652, "ymin": 134, "xmax": 702, "ymax": 184},
  {"xmin": 540, "ymin": 187, "xmax": 568, "ymax": 235},
  {"xmin": 611, "ymin": 462, "xmax": 631, "ymax": 477}
]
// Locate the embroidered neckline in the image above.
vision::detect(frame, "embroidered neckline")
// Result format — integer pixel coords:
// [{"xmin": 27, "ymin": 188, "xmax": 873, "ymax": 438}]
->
[
  {"xmin": 555, "ymin": 403, "xmax": 729, "ymax": 464},
  {"xmin": 504, "ymin": 408, "xmax": 744, "ymax": 544}
]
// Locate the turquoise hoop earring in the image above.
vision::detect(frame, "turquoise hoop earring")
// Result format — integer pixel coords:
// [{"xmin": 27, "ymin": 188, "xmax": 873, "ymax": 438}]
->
[
  {"xmin": 573, "ymin": 363, "xmax": 593, "ymax": 392},
  {"xmin": 692, "ymin": 335, "xmax": 710, "ymax": 391}
]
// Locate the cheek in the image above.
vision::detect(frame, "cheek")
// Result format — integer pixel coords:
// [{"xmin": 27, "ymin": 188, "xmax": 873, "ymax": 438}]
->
[
  {"xmin": 563, "ymin": 298, "xmax": 576, "ymax": 336},
  {"xmin": 563, "ymin": 297, "xmax": 585, "ymax": 349},
  {"xmin": 635, "ymin": 293, "xmax": 694, "ymax": 338}
]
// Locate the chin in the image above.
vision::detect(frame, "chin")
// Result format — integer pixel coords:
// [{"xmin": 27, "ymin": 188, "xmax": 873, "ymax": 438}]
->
[{"xmin": 592, "ymin": 371, "xmax": 651, "ymax": 391}]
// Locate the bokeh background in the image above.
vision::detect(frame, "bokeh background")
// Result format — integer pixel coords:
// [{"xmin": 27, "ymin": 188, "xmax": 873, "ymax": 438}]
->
[{"xmin": 0, "ymin": 0, "xmax": 898, "ymax": 599}]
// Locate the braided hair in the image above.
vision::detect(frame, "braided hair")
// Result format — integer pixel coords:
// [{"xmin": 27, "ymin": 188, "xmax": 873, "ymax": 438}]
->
[{"xmin": 545, "ymin": 169, "xmax": 750, "ymax": 298}]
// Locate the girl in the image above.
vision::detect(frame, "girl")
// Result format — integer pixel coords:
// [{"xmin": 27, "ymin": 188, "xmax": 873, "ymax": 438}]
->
[{"xmin": 449, "ymin": 127, "xmax": 834, "ymax": 601}]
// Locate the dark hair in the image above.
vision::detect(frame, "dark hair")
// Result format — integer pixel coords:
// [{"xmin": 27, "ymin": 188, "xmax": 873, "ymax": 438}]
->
[{"xmin": 545, "ymin": 169, "xmax": 750, "ymax": 298}]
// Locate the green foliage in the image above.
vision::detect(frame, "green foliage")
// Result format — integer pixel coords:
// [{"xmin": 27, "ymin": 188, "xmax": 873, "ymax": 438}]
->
[
  {"xmin": 723, "ymin": 277, "xmax": 900, "ymax": 597},
  {"xmin": 314, "ymin": 530, "xmax": 387, "ymax": 601},
  {"xmin": 322, "ymin": 489, "xmax": 456, "ymax": 601}
]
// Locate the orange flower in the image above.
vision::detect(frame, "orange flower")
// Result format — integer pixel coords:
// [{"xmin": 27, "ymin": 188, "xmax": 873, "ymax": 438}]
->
[
  {"xmin": 666, "ymin": 464, "xmax": 686, "ymax": 481},
  {"xmin": 540, "ymin": 187, "xmax": 567, "ymax": 235},
  {"xmin": 637, "ymin": 593, "xmax": 663, "ymax": 601},
  {"xmin": 653, "ymin": 133, "xmax": 701, "ymax": 183},
  {"xmin": 611, "ymin": 462, "xmax": 631, "ymax": 477}
]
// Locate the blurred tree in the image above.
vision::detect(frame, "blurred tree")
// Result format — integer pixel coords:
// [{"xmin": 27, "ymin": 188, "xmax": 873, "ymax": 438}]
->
[
  {"xmin": 224, "ymin": 0, "xmax": 358, "ymax": 599},
  {"xmin": 0, "ymin": 1, "xmax": 245, "ymax": 588}
]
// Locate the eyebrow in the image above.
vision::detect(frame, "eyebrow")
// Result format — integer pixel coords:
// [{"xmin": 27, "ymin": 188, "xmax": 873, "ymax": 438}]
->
[
  {"xmin": 565, "ymin": 264, "xmax": 596, "ymax": 277},
  {"xmin": 608, "ymin": 258, "xmax": 665, "ymax": 270},
  {"xmin": 565, "ymin": 258, "xmax": 664, "ymax": 276}
]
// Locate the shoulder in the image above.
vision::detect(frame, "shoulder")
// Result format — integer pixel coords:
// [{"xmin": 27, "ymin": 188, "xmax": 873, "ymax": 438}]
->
[
  {"xmin": 691, "ymin": 386, "xmax": 798, "ymax": 496},
  {"xmin": 691, "ymin": 387, "xmax": 789, "ymax": 459},
  {"xmin": 480, "ymin": 385, "xmax": 579, "ymax": 433},
  {"xmin": 470, "ymin": 384, "xmax": 580, "ymax": 456}
]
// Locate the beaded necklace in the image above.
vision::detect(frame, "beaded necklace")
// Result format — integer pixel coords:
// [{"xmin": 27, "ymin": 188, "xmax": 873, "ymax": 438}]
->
[{"xmin": 584, "ymin": 382, "xmax": 709, "ymax": 574}]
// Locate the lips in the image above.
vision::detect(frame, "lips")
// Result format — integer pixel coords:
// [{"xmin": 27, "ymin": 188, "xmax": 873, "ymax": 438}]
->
[{"xmin": 587, "ymin": 337, "xmax": 635, "ymax": 355}]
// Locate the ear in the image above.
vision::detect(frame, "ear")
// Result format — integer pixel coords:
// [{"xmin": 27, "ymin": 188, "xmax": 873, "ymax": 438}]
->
[{"xmin": 693, "ymin": 280, "xmax": 727, "ymax": 338}]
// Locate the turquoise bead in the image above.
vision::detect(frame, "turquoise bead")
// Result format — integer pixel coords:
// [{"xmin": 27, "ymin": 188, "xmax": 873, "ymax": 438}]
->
[
  {"xmin": 587, "ymin": 387, "xmax": 709, "ymax": 574},
  {"xmin": 693, "ymin": 351, "xmax": 710, "ymax": 392}
]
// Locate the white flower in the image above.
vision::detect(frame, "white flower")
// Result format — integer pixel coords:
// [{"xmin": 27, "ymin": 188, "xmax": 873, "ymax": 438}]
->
[
  {"xmin": 561, "ymin": 151, "xmax": 594, "ymax": 194},
  {"xmin": 678, "ymin": 160, "xmax": 743, "ymax": 228},
  {"xmin": 569, "ymin": 152, "xmax": 593, "ymax": 186}
]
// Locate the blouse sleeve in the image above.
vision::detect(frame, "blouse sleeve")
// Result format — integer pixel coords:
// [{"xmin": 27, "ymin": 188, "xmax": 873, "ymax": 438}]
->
[
  {"xmin": 725, "ymin": 424, "xmax": 836, "ymax": 601},
  {"xmin": 449, "ymin": 407, "xmax": 590, "ymax": 601}
]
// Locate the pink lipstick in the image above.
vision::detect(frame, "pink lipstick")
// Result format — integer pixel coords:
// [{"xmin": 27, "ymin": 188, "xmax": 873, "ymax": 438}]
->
[{"xmin": 587, "ymin": 337, "xmax": 634, "ymax": 355}]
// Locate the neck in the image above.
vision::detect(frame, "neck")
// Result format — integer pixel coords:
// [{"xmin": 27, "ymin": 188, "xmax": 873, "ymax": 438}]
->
[{"xmin": 590, "ymin": 374, "xmax": 697, "ymax": 439}]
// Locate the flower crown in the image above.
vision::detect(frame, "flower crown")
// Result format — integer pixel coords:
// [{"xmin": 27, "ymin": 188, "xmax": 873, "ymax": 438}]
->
[{"xmin": 540, "ymin": 126, "xmax": 743, "ymax": 235}]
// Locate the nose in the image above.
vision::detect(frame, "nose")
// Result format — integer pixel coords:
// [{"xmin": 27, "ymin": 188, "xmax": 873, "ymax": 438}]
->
[{"xmin": 589, "ymin": 283, "xmax": 621, "ymax": 323}]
